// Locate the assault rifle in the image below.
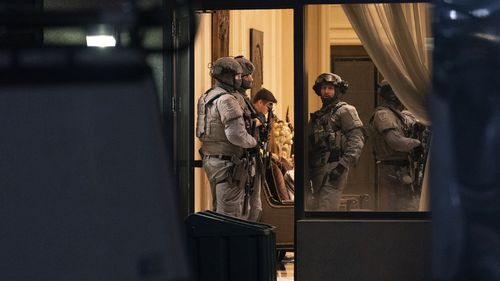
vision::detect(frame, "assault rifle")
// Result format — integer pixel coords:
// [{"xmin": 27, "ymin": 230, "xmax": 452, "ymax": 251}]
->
[
  {"xmin": 409, "ymin": 123, "xmax": 431, "ymax": 192},
  {"xmin": 260, "ymin": 103, "xmax": 274, "ymax": 171}
]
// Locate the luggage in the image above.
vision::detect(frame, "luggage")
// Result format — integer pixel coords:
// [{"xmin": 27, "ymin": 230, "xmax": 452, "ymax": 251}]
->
[{"xmin": 185, "ymin": 211, "xmax": 277, "ymax": 281}]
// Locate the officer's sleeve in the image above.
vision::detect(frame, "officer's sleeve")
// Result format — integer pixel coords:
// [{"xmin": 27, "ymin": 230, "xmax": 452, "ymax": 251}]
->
[
  {"xmin": 401, "ymin": 110, "xmax": 417, "ymax": 125},
  {"xmin": 372, "ymin": 109, "xmax": 398, "ymax": 133},
  {"xmin": 337, "ymin": 105, "xmax": 365, "ymax": 168},
  {"xmin": 372, "ymin": 109, "xmax": 420, "ymax": 152},
  {"xmin": 384, "ymin": 130, "xmax": 421, "ymax": 152},
  {"xmin": 339, "ymin": 128, "xmax": 365, "ymax": 168},
  {"xmin": 217, "ymin": 95, "xmax": 257, "ymax": 148}
]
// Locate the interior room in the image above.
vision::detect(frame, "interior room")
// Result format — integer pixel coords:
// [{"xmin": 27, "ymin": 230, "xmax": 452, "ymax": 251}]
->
[
  {"xmin": 12, "ymin": 0, "xmax": 495, "ymax": 280},
  {"xmin": 192, "ymin": 4, "xmax": 432, "ymax": 280}
]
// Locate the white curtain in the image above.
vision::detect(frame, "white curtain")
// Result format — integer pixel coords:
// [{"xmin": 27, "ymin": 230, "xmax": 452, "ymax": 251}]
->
[
  {"xmin": 342, "ymin": 3, "xmax": 432, "ymax": 124},
  {"xmin": 342, "ymin": 3, "xmax": 432, "ymax": 210}
]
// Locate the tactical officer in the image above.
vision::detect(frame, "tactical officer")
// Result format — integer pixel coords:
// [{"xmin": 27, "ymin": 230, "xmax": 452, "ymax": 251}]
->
[
  {"xmin": 308, "ymin": 73, "xmax": 365, "ymax": 211},
  {"xmin": 233, "ymin": 55, "xmax": 263, "ymax": 221},
  {"xmin": 196, "ymin": 56, "xmax": 258, "ymax": 219},
  {"xmin": 369, "ymin": 81, "xmax": 422, "ymax": 211}
]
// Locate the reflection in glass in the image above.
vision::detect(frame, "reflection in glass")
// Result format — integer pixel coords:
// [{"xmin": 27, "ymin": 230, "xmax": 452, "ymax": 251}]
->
[
  {"xmin": 307, "ymin": 73, "xmax": 365, "ymax": 211},
  {"xmin": 304, "ymin": 4, "xmax": 432, "ymax": 212},
  {"xmin": 370, "ymin": 81, "xmax": 431, "ymax": 211}
]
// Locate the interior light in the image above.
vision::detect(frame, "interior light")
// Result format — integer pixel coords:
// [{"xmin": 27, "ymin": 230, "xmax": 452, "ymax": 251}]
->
[
  {"xmin": 86, "ymin": 35, "xmax": 117, "ymax": 47},
  {"xmin": 449, "ymin": 10, "xmax": 457, "ymax": 20}
]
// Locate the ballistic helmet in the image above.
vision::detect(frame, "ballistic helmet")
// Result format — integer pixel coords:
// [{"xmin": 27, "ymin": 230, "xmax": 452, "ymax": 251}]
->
[
  {"xmin": 210, "ymin": 57, "xmax": 243, "ymax": 89},
  {"xmin": 235, "ymin": 55, "xmax": 255, "ymax": 90},
  {"xmin": 235, "ymin": 55, "xmax": 255, "ymax": 76},
  {"xmin": 312, "ymin": 73, "xmax": 349, "ymax": 96},
  {"xmin": 377, "ymin": 80, "xmax": 399, "ymax": 104}
]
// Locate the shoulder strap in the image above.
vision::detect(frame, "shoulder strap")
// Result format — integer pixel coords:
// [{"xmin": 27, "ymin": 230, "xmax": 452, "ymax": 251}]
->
[
  {"xmin": 326, "ymin": 102, "xmax": 348, "ymax": 119},
  {"xmin": 385, "ymin": 106, "xmax": 408, "ymax": 127},
  {"xmin": 332, "ymin": 102, "xmax": 347, "ymax": 114},
  {"xmin": 242, "ymin": 96, "xmax": 258, "ymax": 116},
  {"xmin": 197, "ymin": 87, "xmax": 230, "ymax": 139},
  {"xmin": 369, "ymin": 106, "xmax": 386, "ymax": 125},
  {"xmin": 204, "ymin": 87, "xmax": 230, "ymax": 105}
]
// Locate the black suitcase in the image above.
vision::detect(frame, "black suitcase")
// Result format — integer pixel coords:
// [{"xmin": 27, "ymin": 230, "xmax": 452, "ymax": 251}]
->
[{"xmin": 186, "ymin": 211, "xmax": 277, "ymax": 281}]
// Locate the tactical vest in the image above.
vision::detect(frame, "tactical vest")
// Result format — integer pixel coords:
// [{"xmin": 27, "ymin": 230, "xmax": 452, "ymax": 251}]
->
[
  {"xmin": 309, "ymin": 102, "xmax": 347, "ymax": 166},
  {"xmin": 235, "ymin": 91, "xmax": 257, "ymax": 137},
  {"xmin": 196, "ymin": 87, "xmax": 246, "ymax": 156},
  {"xmin": 369, "ymin": 106, "xmax": 411, "ymax": 161}
]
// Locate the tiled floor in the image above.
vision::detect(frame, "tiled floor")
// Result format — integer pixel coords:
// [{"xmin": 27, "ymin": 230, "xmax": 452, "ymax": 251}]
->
[{"xmin": 277, "ymin": 252, "xmax": 294, "ymax": 281}]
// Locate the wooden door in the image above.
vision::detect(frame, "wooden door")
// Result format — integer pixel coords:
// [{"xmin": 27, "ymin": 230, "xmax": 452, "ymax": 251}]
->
[{"xmin": 332, "ymin": 46, "xmax": 378, "ymax": 210}]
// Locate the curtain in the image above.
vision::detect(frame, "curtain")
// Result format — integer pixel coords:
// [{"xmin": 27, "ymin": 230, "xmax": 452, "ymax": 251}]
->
[
  {"xmin": 342, "ymin": 3, "xmax": 432, "ymax": 210},
  {"xmin": 342, "ymin": 3, "xmax": 432, "ymax": 124}
]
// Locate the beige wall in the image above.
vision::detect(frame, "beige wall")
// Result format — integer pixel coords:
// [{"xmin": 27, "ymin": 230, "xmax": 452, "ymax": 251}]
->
[
  {"xmin": 306, "ymin": 5, "xmax": 361, "ymax": 114},
  {"xmin": 194, "ymin": 13, "xmax": 213, "ymax": 212},
  {"xmin": 194, "ymin": 10, "xmax": 294, "ymax": 212},
  {"xmin": 328, "ymin": 5, "xmax": 361, "ymax": 46},
  {"xmin": 229, "ymin": 9, "xmax": 294, "ymax": 122},
  {"xmin": 305, "ymin": 5, "xmax": 331, "ymax": 114}
]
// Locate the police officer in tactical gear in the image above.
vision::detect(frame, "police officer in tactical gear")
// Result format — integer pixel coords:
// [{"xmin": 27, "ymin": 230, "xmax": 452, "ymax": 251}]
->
[
  {"xmin": 235, "ymin": 55, "xmax": 255, "ymax": 92},
  {"xmin": 196, "ymin": 56, "xmax": 258, "ymax": 219},
  {"xmin": 232, "ymin": 55, "xmax": 263, "ymax": 221},
  {"xmin": 369, "ymin": 81, "xmax": 422, "ymax": 211},
  {"xmin": 308, "ymin": 73, "xmax": 365, "ymax": 210}
]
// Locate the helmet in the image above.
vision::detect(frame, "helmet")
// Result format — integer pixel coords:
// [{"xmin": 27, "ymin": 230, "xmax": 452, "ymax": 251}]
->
[
  {"xmin": 377, "ymin": 80, "xmax": 399, "ymax": 104},
  {"xmin": 235, "ymin": 55, "xmax": 255, "ymax": 90},
  {"xmin": 312, "ymin": 73, "xmax": 349, "ymax": 96},
  {"xmin": 210, "ymin": 57, "xmax": 243, "ymax": 89},
  {"xmin": 234, "ymin": 55, "xmax": 255, "ymax": 76}
]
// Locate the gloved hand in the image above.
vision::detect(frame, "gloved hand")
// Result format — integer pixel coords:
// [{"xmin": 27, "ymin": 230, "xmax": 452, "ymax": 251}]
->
[
  {"xmin": 412, "ymin": 144, "xmax": 424, "ymax": 158},
  {"xmin": 247, "ymin": 146, "xmax": 260, "ymax": 155},
  {"xmin": 412, "ymin": 122, "xmax": 426, "ymax": 134},
  {"xmin": 329, "ymin": 164, "xmax": 346, "ymax": 183},
  {"xmin": 253, "ymin": 112, "xmax": 266, "ymax": 126}
]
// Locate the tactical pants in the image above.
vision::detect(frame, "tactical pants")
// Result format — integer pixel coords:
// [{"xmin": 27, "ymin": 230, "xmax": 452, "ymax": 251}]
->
[
  {"xmin": 203, "ymin": 158, "xmax": 246, "ymax": 219},
  {"xmin": 246, "ymin": 172, "xmax": 262, "ymax": 221},
  {"xmin": 242, "ymin": 155, "xmax": 261, "ymax": 221},
  {"xmin": 377, "ymin": 164, "xmax": 419, "ymax": 211},
  {"xmin": 308, "ymin": 163, "xmax": 349, "ymax": 211}
]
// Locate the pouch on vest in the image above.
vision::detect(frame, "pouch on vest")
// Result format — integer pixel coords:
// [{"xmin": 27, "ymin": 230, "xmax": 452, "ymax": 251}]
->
[{"xmin": 196, "ymin": 87, "xmax": 227, "ymax": 138}]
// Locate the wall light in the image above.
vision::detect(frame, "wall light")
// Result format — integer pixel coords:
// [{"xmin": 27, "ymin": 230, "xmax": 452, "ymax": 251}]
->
[
  {"xmin": 86, "ymin": 24, "xmax": 117, "ymax": 47},
  {"xmin": 86, "ymin": 35, "xmax": 116, "ymax": 47}
]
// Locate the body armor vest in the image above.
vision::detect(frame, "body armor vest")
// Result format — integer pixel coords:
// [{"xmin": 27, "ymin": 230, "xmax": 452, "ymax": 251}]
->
[
  {"xmin": 234, "ymin": 91, "xmax": 256, "ymax": 137},
  {"xmin": 310, "ymin": 102, "xmax": 347, "ymax": 166},
  {"xmin": 370, "ymin": 106, "xmax": 412, "ymax": 161},
  {"xmin": 196, "ymin": 87, "xmax": 247, "ymax": 157}
]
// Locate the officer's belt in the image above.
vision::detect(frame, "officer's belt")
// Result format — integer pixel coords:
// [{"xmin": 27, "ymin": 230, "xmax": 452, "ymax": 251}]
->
[
  {"xmin": 204, "ymin": 154, "xmax": 233, "ymax": 161},
  {"xmin": 378, "ymin": 159, "xmax": 409, "ymax": 166}
]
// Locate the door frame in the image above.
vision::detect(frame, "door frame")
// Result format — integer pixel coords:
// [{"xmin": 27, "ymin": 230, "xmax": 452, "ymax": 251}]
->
[{"xmin": 184, "ymin": 0, "xmax": 431, "ymax": 278}]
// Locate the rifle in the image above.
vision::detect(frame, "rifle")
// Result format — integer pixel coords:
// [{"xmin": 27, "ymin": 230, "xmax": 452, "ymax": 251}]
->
[
  {"xmin": 243, "ymin": 103, "xmax": 273, "ymax": 216},
  {"xmin": 286, "ymin": 106, "xmax": 294, "ymax": 133},
  {"xmin": 410, "ymin": 124, "xmax": 431, "ymax": 192},
  {"xmin": 242, "ymin": 97, "xmax": 260, "ymax": 216},
  {"xmin": 260, "ymin": 103, "xmax": 274, "ymax": 171}
]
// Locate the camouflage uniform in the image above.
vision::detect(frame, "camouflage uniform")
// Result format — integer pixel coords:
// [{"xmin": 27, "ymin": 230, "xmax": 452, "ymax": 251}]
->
[
  {"xmin": 196, "ymin": 57, "xmax": 257, "ymax": 219},
  {"xmin": 369, "ymin": 82, "xmax": 421, "ymax": 211},
  {"xmin": 308, "ymin": 73, "xmax": 365, "ymax": 211}
]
